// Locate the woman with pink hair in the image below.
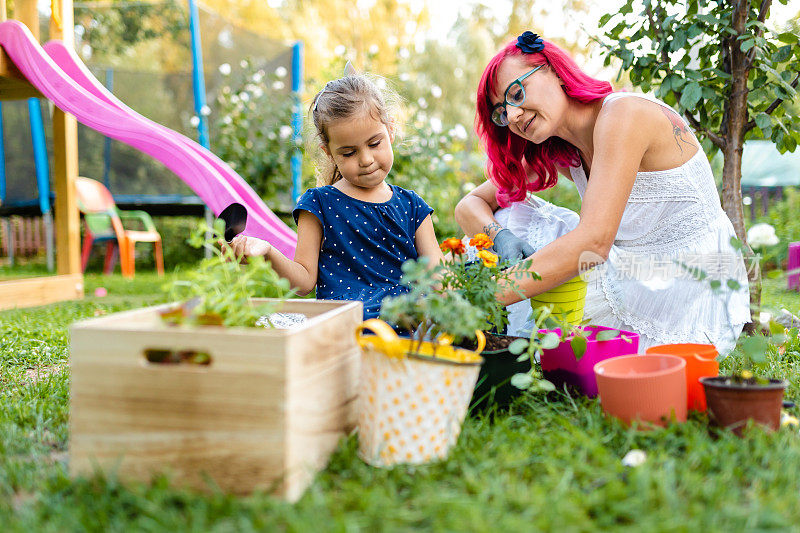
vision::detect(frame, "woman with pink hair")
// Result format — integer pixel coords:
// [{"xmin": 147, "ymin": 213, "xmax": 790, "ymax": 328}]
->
[{"xmin": 455, "ymin": 32, "xmax": 749, "ymax": 353}]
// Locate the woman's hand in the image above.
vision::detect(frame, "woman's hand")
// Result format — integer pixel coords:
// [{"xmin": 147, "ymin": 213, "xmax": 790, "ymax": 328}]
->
[
  {"xmin": 229, "ymin": 235, "xmax": 271, "ymax": 261},
  {"xmin": 492, "ymin": 229, "xmax": 536, "ymax": 263}
]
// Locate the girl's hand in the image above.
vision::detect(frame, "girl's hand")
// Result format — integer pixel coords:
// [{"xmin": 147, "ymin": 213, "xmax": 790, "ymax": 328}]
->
[{"xmin": 229, "ymin": 235, "xmax": 271, "ymax": 261}]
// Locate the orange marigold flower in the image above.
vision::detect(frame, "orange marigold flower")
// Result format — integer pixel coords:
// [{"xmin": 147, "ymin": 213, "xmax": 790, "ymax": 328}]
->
[
  {"xmin": 440, "ymin": 237, "xmax": 466, "ymax": 255},
  {"xmin": 477, "ymin": 249, "xmax": 498, "ymax": 268},
  {"xmin": 469, "ymin": 233, "xmax": 494, "ymax": 250}
]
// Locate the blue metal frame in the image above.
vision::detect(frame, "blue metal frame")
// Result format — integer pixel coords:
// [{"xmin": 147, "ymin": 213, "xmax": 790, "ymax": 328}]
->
[
  {"xmin": 28, "ymin": 98, "xmax": 51, "ymax": 216},
  {"xmin": 188, "ymin": 0, "xmax": 210, "ymax": 150},
  {"xmin": 291, "ymin": 41, "xmax": 304, "ymax": 204}
]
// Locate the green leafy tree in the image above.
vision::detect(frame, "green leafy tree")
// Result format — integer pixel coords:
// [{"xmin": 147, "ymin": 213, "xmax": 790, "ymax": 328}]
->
[
  {"xmin": 600, "ymin": 0, "xmax": 800, "ymax": 326},
  {"xmin": 75, "ymin": 0, "xmax": 188, "ymax": 70}
]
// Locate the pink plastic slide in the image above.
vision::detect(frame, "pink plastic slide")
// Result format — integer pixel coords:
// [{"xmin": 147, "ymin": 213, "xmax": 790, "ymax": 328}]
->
[{"xmin": 0, "ymin": 20, "xmax": 297, "ymax": 257}]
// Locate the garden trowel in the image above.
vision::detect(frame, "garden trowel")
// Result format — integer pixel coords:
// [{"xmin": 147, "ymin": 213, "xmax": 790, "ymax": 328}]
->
[{"xmin": 218, "ymin": 202, "xmax": 248, "ymax": 242}]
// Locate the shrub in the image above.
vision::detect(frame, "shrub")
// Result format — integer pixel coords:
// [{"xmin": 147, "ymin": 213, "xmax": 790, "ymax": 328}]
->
[
  {"xmin": 212, "ymin": 60, "xmax": 301, "ymax": 212},
  {"xmin": 753, "ymin": 187, "xmax": 800, "ymax": 271},
  {"xmin": 391, "ymin": 118, "xmax": 483, "ymax": 238}
]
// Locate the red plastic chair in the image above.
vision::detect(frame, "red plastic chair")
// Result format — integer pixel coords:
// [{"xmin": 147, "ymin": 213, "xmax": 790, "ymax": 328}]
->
[{"xmin": 75, "ymin": 177, "xmax": 164, "ymax": 278}]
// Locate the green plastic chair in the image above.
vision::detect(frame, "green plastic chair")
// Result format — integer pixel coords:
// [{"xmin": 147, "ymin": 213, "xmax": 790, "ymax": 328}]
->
[{"xmin": 76, "ymin": 177, "xmax": 164, "ymax": 277}]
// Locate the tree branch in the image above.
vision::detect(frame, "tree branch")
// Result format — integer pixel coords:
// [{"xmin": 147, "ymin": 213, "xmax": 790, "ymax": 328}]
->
[
  {"xmin": 683, "ymin": 107, "xmax": 726, "ymax": 149},
  {"xmin": 757, "ymin": 0, "xmax": 771, "ymax": 26},
  {"xmin": 744, "ymin": 70, "xmax": 800, "ymax": 132},
  {"xmin": 747, "ymin": 0, "xmax": 773, "ymax": 66},
  {"xmin": 646, "ymin": 1, "xmax": 670, "ymax": 65},
  {"xmin": 670, "ymin": 84, "xmax": 725, "ymax": 148}
]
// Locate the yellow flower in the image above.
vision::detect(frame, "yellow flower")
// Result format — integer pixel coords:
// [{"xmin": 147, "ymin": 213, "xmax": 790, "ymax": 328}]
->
[
  {"xmin": 781, "ymin": 412, "xmax": 799, "ymax": 428},
  {"xmin": 469, "ymin": 233, "xmax": 494, "ymax": 250},
  {"xmin": 740, "ymin": 370, "xmax": 753, "ymax": 380},
  {"xmin": 477, "ymin": 249, "xmax": 498, "ymax": 268},
  {"xmin": 440, "ymin": 237, "xmax": 466, "ymax": 255}
]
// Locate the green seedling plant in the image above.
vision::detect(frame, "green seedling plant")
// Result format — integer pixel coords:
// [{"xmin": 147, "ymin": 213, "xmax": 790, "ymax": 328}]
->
[
  {"xmin": 380, "ymin": 257, "xmax": 485, "ymax": 357},
  {"xmin": 505, "ymin": 301, "xmax": 633, "ymax": 392},
  {"xmin": 559, "ymin": 324, "xmax": 634, "ymax": 362},
  {"xmin": 160, "ymin": 220, "xmax": 294, "ymax": 328},
  {"xmin": 504, "ymin": 305, "xmax": 557, "ymax": 392}
]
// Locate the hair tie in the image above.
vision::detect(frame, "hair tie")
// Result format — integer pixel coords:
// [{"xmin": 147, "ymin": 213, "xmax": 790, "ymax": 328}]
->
[
  {"xmin": 516, "ymin": 31, "xmax": 545, "ymax": 54},
  {"xmin": 343, "ymin": 60, "xmax": 358, "ymax": 77}
]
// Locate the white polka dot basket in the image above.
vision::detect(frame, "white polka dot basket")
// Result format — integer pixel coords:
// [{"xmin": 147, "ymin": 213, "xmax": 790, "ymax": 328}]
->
[{"xmin": 355, "ymin": 319, "xmax": 485, "ymax": 467}]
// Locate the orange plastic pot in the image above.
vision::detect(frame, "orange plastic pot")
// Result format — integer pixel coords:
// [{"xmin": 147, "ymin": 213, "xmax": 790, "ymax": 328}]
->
[
  {"xmin": 594, "ymin": 354, "xmax": 687, "ymax": 427},
  {"xmin": 646, "ymin": 343, "xmax": 719, "ymax": 412}
]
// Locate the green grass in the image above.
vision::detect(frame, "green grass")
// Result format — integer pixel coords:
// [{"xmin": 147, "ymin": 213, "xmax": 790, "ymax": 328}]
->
[{"xmin": 1, "ymin": 270, "xmax": 800, "ymax": 531}]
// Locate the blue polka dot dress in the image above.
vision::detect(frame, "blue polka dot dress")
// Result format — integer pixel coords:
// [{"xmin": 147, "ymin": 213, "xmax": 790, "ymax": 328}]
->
[{"xmin": 292, "ymin": 184, "xmax": 433, "ymax": 320}]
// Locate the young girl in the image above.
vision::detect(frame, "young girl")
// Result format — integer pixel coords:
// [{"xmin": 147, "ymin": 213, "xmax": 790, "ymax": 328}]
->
[{"xmin": 230, "ymin": 72, "xmax": 443, "ymax": 320}]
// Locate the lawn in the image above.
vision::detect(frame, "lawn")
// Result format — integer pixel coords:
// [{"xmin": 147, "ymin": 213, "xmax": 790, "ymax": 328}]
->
[{"xmin": 2, "ymin": 271, "xmax": 800, "ymax": 531}]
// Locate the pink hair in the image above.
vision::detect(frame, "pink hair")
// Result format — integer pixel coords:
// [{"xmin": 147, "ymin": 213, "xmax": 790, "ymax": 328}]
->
[{"xmin": 476, "ymin": 39, "xmax": 614, "ymax": 206}]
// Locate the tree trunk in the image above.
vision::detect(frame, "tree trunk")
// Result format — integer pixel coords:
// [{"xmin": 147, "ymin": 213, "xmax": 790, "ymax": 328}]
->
[
  {"xmin": 721, "ymin": 136, "xmax": 761, "ymax": 334},
  {"xmin": 721, "ymin": 0, "xmax": 762, "ymax": 333}
]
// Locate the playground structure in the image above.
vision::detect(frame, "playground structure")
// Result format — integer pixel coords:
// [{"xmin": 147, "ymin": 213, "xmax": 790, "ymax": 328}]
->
[
  {"xmin": 0, "ymin": 0, "xmax": 298, "ymax": 310},
  {"xmin": 1, "ymin": 4, "xmax": 302, "ymax": 260},
  {"xmin": 0, "ymin": 0, "xmax": 82, "ymax": 310}
]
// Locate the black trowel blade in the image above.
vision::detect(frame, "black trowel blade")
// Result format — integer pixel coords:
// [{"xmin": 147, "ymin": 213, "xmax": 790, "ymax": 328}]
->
[{"xmin": 218, "ymin": 202, "xmax": 248, "ymax": 242}]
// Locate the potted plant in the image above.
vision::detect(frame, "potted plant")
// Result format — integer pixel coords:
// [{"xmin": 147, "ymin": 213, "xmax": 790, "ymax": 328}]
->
[
  {"xmin": 700, "ymin": 323, "xmax": 791, "ymax": 435},
  {"xmin": 357, "ymin": 257, "xmax": 487, "ymax": 467},
  {"xmin": 438, "ymin": 234, "xmax": 537, "ymax": 409},
  {"xmin": 683, "ymin": 237, "xmax": 791, "ymax": 435},
  {"xmin": 69, "ymin": 221, "xmax": 363, "ymax": 501}
]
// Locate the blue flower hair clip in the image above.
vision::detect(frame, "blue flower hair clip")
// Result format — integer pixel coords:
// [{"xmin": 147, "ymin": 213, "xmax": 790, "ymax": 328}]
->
[{"xmin": 516, "ymin": 31, "xmax": 545, "ymax": 54}]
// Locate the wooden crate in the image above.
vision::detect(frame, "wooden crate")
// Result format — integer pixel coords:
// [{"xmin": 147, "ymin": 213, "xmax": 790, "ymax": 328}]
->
[{"xmin": 69, "ymin": 298, "xmax": 362, "ymax": 501}]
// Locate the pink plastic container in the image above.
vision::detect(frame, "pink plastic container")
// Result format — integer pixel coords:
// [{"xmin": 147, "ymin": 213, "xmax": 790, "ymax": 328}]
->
[
  {"xmin": 539, "ymin": 325, "xmax": 640, "ymax": 397},
  {"xmin": 788, "ymin": 241, "xmax": 800, "ymax": 291}
]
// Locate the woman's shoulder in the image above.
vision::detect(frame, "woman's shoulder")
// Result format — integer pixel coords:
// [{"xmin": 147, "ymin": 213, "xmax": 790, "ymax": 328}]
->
[
  {"xmin": 594, "ymin": 94, "xmax": 669, "ymax": 145},
  {"xmin": 597, "ymin": 93, "xmax": 677, "ymax": 128}
]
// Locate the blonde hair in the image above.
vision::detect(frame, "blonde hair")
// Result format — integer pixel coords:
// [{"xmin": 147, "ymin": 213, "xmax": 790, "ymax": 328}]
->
[{"xmin": 309, "ymin": 72, "xmax": 402, "ymax": 186}]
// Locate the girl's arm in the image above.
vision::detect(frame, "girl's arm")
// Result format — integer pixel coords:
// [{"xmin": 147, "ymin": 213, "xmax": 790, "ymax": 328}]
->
[
  {"xmin": 414, "ymin": 214, "xmax": 444, "ymax": 266},
  {"xmin": 230, "ymin": 211, "xmax": 322, "ymax": 295}
]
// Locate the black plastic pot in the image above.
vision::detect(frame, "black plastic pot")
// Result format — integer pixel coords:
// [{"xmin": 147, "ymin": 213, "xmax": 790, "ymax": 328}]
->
[
  {"xmin": 701, "ymin": 376, "xmax": 787, "ymax": 436},
  {"xmin": 470, "ymin": 333, "xmax": 531, "ymax": 411}
]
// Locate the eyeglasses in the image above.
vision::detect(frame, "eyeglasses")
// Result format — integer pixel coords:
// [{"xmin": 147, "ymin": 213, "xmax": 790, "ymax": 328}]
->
[{"xmin": 490, "ymin": 64, "xmax": 544, "ymax": 127}]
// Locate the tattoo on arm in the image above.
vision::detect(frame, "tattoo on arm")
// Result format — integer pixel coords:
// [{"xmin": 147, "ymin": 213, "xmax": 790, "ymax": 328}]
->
[
  {"xmin": 482, "ymin": 221, "xmax": 503, "ymax": 236},
  {"xmin": 660, "ymin": 106, "xmax": 694, "ymax": 154}
]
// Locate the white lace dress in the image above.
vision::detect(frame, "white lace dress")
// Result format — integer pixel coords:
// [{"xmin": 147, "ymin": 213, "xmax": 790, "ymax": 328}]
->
[{"xmin": 571, "ymin": 92, "xmax": 750, "ymax": 355}]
